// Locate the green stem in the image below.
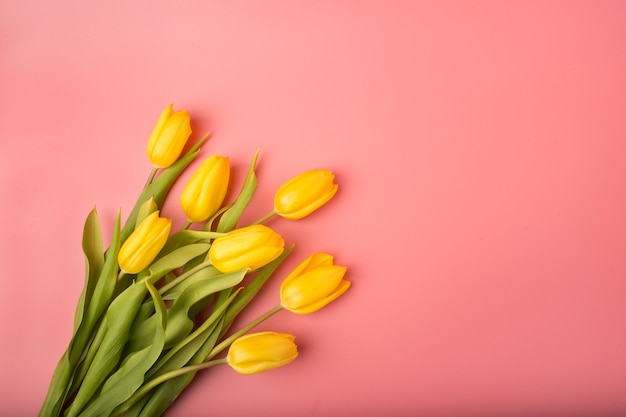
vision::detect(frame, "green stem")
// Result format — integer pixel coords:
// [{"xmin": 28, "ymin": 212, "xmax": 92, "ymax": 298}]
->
[
  {"xmin": 183, "ymin": 220, "xmax": 193, "ymax": 230},
  {"xmin": 158, "ymin": 260, "xmax": 212, "ymax": 295},
  {"xmin": 145, "ymin": 167, "xmax": 158, "ymax": 187},
  {"xmin": 112, "ymin": 358, "xmax": 227, "ymax": 416},
  {"xmin": 207, "ymin": 304, "xmax": 284, "ymax": 360},
  {"xmin": 252, "ymin": 210, "xmax": 277, "ymax": 225}
]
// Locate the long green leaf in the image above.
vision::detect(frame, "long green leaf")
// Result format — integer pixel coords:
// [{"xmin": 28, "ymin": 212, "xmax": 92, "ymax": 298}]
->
[
  {"xmin": 163, "ymin": 270, "xmax": 247, "ymax": 348},
  {"xmin": 64, "ymin": 278, "xmax": 148, "ymax": 417},
  {"xmin": 73, "ymin": 208, "xmax": 104, "ymax": 332},
  {"xmin": 127, "ymin": 270, "xmax": 247, "ymax": 352},
  {"xmin": 129, "ymin": 249, "xmax": 292, "ymax": 417},
  {"xmin": 217, "ymin": 150, "xmax": 259, "ymax": 233},
  {"xmin": 39, "ymin": 209, "xmax": 104, "ymax": 417},
  {"xmin": 149, "ymin": 289, "xmax": 239, "ymax": 378},
  {"xmin": 77, "ymin": 281, "xmax": 167, "ymax": 417},
  {"xmin": 134, "ymin": 311, "xmax": 229, "ymax": 417},
  {"xmin": 114, "ymin": 291, "xmax": 240, "ymax": 417},
  {"xmin": 148, "ymin": 242, "xmax": 211, "ymax": 276},
  {"xmin": 68, "ymin": 313, "xmax": 108, "ymax": 396},
  {"xmin": 161, "ymin": 265, "xmax": 222, "ymax": 301},
  {"xmin": 38, "ymin": 212, "xmax": 121, "ymax": 417}
]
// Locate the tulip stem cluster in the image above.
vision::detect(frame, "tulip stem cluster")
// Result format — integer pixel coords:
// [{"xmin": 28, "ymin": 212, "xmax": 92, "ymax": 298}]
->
[{"xmin": 39, "ymin": 104, "xmax": 350, "ymax": 417}]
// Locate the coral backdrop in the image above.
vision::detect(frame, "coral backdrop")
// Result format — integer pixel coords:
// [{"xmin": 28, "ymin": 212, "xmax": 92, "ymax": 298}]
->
[{"xmin": 1, "ymin": 1, "xmax": 626, "ymax": 416}]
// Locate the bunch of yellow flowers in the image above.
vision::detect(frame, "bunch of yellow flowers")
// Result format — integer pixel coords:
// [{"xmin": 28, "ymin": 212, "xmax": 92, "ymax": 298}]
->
[{"xmin": 39, "ymin": 104, "xmax": 350, "ymax": 417}]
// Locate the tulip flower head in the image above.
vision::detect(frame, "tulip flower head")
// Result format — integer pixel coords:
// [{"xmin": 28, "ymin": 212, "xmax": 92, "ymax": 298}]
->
[
  {"xmin": 180, "ymin": 154, "xmax": 231, "ymax": 223},
  {"xmin": 227, "ymin": 332, "xmax": 298, "ymax": 375},
  {"xmin": 274, "ymin": 169, "xmax": 338, "ymax": 220},
  {"xmin": 209, "ymin": 225, "xmax": 285, "ymax": 273},
  {"xmin": 280, "ymin": 253, "xmax": 350, "ymax": 314},
  {"xmin": 118, "ymin": 211, "xmax": 172, "ymax": 274},
  {"xmin": 146, "ymin": 104, "xmax": 192, "ymax": 168}
]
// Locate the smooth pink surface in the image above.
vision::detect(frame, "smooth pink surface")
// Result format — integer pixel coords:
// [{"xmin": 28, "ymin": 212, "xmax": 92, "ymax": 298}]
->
[{"xmin": 2, "ymin": 1, "xmax": 626, "ymax": 416}]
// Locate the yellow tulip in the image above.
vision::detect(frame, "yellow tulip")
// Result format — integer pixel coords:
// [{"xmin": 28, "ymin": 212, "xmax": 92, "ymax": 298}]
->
[
  {"xmin": 227, "ymin": 332, "xmax": 298, "ymax": 375},
  {"xmin": 208, "ymin": 225, "xmax": 284, "ymax": 273},
  {"xmin": 180, "ymin": 155, "xmax": 230, "ymax": 223},
  {"xmin": 118, "ymin": 211, "xmax": 172, "ymax": 274},
  {"xmin": 146, "ymin": 104, "xmax": 192, "ymax": 168},
  {"xmin": 280, "ymin": 253, "xmax": 350, "ymax": 314},
  {"xmin": 274, "ymin": 169, "xmax": 338, "ymax": 220}
]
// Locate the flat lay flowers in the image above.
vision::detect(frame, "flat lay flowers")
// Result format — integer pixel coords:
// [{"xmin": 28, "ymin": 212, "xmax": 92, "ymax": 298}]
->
[{"xmin": 39, "ymin": 104, "xmax": 350, "ymax": 417}]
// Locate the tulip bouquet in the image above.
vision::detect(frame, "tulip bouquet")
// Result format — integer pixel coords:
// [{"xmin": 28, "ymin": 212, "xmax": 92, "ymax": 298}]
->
[{"xmin": 39, "ymin": 104, "xmax": 350, "ymax": 417}]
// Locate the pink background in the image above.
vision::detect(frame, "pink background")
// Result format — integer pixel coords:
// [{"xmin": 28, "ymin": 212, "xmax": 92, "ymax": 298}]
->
[{"xmin": 1, "ymin": 1, "xmax": 626, "ymax": 416}]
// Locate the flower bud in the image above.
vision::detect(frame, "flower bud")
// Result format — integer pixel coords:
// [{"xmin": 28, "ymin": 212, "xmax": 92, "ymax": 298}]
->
[
  {"xmin": 146, "ymin": 104, "xmax": 192, "ymax": 168},
  {"xmin": 209, "ymin": 225, "xmax": 284, "ymax": 273},
  {"xmin": 227, "ymin": 332, "xmax": 298, "ymax": 375},
  {"xmin": 280, "ymin": 253, "xmax": 350, "ymax": 314},
  {"xmin": 180, "ymin": 155, "xmax": 230, "ymax": 223},
  {"xmin": 274, "ymin": 169, "xmax": 338, "ymax": 220},
  {"xmin": 118, "ymin": 211, "xmax": 172, "ymax": 274}
]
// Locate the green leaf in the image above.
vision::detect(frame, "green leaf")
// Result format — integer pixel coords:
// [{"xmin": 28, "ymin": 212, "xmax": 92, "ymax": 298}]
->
[
  {"xmin": 67, "ymin": 313, "xmax": 108, "ymax": 397},
  {"xmin": 69, "ymin": 212, "xmax": 122, "ymax": 373},
  {"xmin": 148, "ymin": 242, "xmax": 211, "ymax": 276},
  {"xmin": 133, "ymin": 307, "xmax": 229, "ymax": 417},
  {"xmin": 127, "ymin": 269, "xmax": 247, "ymax": 352},
  {"xmin": 217, "ymin": 150, "xmax": 259, "ymax": 233},
  {"xmin": 114, "ymin": 291, "xmax": 240, "ymax": 417},
  {"xmin": 65, "ymin": 278, "xmax": 150, "ymax": 417},
  {"xmin": 124, "ymin": 250, "xmax": 291, "ymax": 416},
  {"xmin": 163, "ymin": 269, "xmax": 247, "ymax": 348},
  {"xmin": 73, "ymin": 208, "xmax": 104, "ymax": 332},
  {"xmin": 149, "ymin": 289, "xmax": 239, "ymax": 377},
  {"xmin": 160, "ymin": 264, "xmax": 222, "ymax": 301},
  {"xmin": 76, "ymin": 281, "xmax": 167, "ymax": 417},
  {"xmin": 38, "ymin": 212, "xmax": 121, "ymax": 417},
  {"xmin": 37, "ymin": 350, "xmax": 70, "ymax": 417},
  {"xmin": 123, "ymin": 244, "xmax": 215, "ymax": 354},
  {"xmin": 135, "ymin": 197, "xmax": 158, "ymax": 229}
]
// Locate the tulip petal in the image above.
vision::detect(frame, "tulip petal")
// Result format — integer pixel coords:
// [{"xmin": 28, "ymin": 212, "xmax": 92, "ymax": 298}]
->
[
  {"xmin": 180, "ymin": 155, "xmax": 231, "ymax": 222},
  {"xmin": 288, "ymin": 280, "xmax": 351, "ymax": 315},
  {"xmin": 282, "ymin": 253, "xmax": 334, "ymax": 287},
  {"xmin": 146, "ymin": 104, "xmax": 174, "ymax": 162},
  {"xmin": 119, "ymin": 212, "xmax": 172, "ymax": 274},
  {"xmin": 281, "ymin": 266, "xmax": 346, "ymax": 310}
]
